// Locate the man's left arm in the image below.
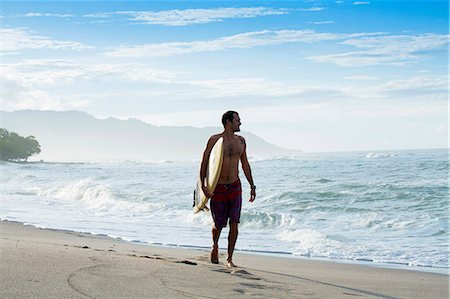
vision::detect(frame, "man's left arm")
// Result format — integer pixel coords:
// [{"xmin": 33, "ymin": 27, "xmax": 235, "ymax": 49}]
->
[{"xmin": 240, "ymin": 137, "xmax": 256, "ymax": 202}]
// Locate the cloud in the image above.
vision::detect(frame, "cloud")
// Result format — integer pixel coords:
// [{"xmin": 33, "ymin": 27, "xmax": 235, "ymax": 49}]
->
[
  {"xmin": 342, "ymin": 33, "xmax": 448, "ymax": 52},
  {"xmin": 3, "ymin": 59, "xmax": 182, "ymax": 111},
  {"xmin": 4, "ymin": 59, "xmax": 342, "ymax": 104},
  {"xmin": 308, "ymin": 33, "xmax": 449, "ymax": 66},
  {"xmin": 309, "ymin": 21, "xmax": 334, "ymax": 25},
  {"xmin": 13, "ymin": 12, "xmax": 73, "ymax": 18},
  {"xmin": 299, "ymin": 7, "xmax": 327, "ymax": 12},
  {"xmin": 185, "ymin": 78, "xmax": 343, "ymax": 100},
  {"xmin": 380, "ymin": 76, "xmax": 448, "ymax": 92},
  {"xmin": 105, "ymin": 29, "xmax": 383, "ymax": 57},
  {"xmin": 1, "ymin": 28, "xmax": 91, "ymax": 52},
  {"xmin": 340, "ymin": 76, "xmax": 448, "ymax": 100},
  {"xmin": 2, "ymin": 76, "xmax": 64, "ymax": 111},
  {"xmin": 85, "ymin": 7, "xmax": 288, "ymax": 26},
  {"xmin": 309, "ymin": 51, "xmax": 410, "ymax": 66},
  {"xmin": 342, "ymin": 75, "xmax": 378, "ymax": 81},
  {"xmin": 353, "ymin": 2, "xmax": 370, "ymax": 5},
  {"xmin": 3, "ymin": 59, "xmax": 179, "ymax": 87}
]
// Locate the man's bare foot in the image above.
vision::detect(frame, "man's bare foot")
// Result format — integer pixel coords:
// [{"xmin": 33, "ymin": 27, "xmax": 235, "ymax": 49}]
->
[
  {"xmin": 226, "ymin": 260, "xmax": 237, "ymax": 268},
  {"xmin": 210, "ymin": 247, "xmax": 219, "ymax": 264}
]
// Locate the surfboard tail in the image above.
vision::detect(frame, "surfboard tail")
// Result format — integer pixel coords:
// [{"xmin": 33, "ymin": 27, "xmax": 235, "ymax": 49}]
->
[{"xmin": 193, "ymin": 204, "xmax": 210, "ymax": 214}]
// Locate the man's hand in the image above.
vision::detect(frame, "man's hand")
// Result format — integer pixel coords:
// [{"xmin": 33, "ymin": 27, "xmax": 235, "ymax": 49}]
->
[
  {"xmin": 249, "ymin": 188, "xmax": 256, "ymax": 202},
  {"xmin": 202, "ymin": 186, "xmax": 214, "ymax": 198}
]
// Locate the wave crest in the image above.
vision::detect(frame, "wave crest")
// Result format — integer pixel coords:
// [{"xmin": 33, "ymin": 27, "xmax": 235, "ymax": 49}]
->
[
  {"xmin": 31, "ymin": 179, "xmax": 163, "ymax": 214},
  {"xmin": 240, "ymin": 211, "xmax": 297, "ymax": 228}
]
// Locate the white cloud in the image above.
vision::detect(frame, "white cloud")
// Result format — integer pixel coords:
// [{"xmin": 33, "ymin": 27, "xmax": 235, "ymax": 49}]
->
[
  {"xmin": 309, "ymin": 50, "xmax": 410, "ymax": 66},
  {"xmin": 309, "ymin": 21, "xmax": 334, "ymax": 25},
  {"xmin": 174, "ymin": 75, "xmax": 447, "ymax": 102},
  {"xmin": 105, "ymin": 29, "xmax": 383, "ymax": 57},
  {"xmin": 1, "ymin": 28, "xmax": 91, "ymax": 52},
  {"xmin": 3, "ymin": 59, "xmax": 180, "ymax": 87},
  {"xmin": 308, "ymin": 33, "xmax": 449, "ymax": 66},
  {"xmin": 13, "ymin": 13, "xmax": 73, "ymax": 18},
  {"xmin": 3, "ymin": 60, "xmax": 182, "ymax": 111},
  {"xmin": 340, "ymin": 76, "xmax": 448, "ymax": 100},
  {"xmin": 85, "ymin": 7, "xmax": 288, "ymax": 26},
  {"xmin": 3, "ymin": 78, "xmax": 64, "ymax": 111},
  {"xmin": 185, "ymin": 78, "xmax": 342, "ymax": 99},
  {"xmin": 380, "ymin": 76, "xmax": 448, "ymax": 92},
  {"xmin": 342, "ymin": 33, "xmax": 448, "ymax": 52},
  {"xmin": 342, "ymin": 75, "xmax": 378, "ymax": 81},
  {"xmin": 299, "ymin": 7, "xmax": 327, "ymax": 12},
  {"xmin": 353, "ymin": 2, "xmax": 370, "ymax": 5}
]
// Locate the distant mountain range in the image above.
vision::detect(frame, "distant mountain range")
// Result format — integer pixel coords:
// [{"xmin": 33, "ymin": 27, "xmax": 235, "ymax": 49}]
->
[{"xmin": 2, "ymin": 110, "xmax": 301, "ymax": 162}]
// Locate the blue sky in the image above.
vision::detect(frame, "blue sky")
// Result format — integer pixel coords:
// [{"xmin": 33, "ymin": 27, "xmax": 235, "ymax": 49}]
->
[{"xmin": 2, "ymin": 1, "xmax": 448, "ymax": 152}]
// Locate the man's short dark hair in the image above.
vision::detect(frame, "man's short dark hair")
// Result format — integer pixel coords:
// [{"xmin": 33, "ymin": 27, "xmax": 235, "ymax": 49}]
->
[{"xmin": 222, "ymin": 111, "xmax": 238, "ymax": 127}]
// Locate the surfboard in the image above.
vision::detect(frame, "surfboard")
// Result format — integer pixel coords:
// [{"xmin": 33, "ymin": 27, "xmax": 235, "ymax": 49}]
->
[{"xmin": 193, "ymin": 137, "xmax": 224, "ymax": 213}]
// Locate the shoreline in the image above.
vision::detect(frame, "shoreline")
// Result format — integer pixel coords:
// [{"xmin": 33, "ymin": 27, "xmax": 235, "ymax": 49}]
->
[
  {"xmin": 5, "ymin": 219, "xmax": 447, "ymax": 275},
  {"xmin": 1, "ymin": 220, "xmax": 448, "ymax": 298}
]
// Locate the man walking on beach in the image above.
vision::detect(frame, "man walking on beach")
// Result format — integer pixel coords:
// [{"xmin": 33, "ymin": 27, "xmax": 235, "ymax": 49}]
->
[{"xmin": 200, "ymin": 111, "xmax": 256, "ymax": 267}]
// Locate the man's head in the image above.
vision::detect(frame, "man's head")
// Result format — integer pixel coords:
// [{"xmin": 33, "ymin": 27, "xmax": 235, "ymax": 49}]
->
[{"xmin": 222, "ymin": 110, "xmax": 241, "ymax": 132}]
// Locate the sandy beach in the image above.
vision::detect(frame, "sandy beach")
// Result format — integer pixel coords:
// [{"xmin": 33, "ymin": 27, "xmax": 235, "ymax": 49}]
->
[{"xmin": 0, "ymin": 221, "xmax": 447, "ymax": 298}]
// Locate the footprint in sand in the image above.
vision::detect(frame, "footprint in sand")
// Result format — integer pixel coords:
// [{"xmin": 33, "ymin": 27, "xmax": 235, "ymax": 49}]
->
[
  {"xmin": 175, "ymin": 260, "xmax": 197, "ymax": 266},
  {"xmin": 231, "ymin": 269, "xmax": 263, "ymax": 281},
  {"xmin": 212, "ymin": 268, "xmax": 262, "ymax": 281}
]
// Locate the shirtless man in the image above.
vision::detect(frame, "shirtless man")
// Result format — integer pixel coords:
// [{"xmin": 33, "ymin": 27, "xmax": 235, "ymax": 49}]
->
[{"xmin": 200, "ymin": 111, "xmax": 256, "ymax": 267}]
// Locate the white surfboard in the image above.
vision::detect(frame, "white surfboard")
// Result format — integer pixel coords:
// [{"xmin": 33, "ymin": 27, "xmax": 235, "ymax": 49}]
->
[{"xmin": 193, "ymin": 137, "xmax": 224, "ymax": 213}]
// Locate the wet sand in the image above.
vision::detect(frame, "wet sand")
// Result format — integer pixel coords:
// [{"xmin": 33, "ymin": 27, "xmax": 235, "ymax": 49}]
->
[{"xmin": 1, "ymin": 220, "xmax": 448, "ymax": 298}]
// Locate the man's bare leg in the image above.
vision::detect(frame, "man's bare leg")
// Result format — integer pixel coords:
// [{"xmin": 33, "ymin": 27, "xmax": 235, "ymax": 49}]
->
[
  {"xmin": 227, "ymin": 221, "xmax": 238, "ymax": 267},
  {"xmin": 211, "ymin": 225, "xmax": 221, "ymax": 264}
]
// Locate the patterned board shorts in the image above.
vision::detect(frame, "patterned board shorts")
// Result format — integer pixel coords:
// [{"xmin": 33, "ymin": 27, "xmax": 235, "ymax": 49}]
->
[{"xmin": 210, "ymin": 179, "xmax": 242, "ymax": 229}]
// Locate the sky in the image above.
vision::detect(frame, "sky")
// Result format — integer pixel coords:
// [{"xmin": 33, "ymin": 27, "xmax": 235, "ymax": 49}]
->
[{"xmin": 1, "ymin": 0, "xmax": 448, "ymax": 152}]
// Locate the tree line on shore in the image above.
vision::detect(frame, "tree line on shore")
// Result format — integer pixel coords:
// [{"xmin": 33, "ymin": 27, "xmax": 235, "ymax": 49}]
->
[{"xmin": 0, "ymin": 129, "xmax": 41, "ymax": 162}]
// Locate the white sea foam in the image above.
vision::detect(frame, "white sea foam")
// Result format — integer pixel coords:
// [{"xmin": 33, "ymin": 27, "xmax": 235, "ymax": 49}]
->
[
  {"xmin": 2, "ymin": 173, "xmax": 36, "ymax": 183},
  {"xmin": 184, "ymin": 210, "xmax": 213, "ymax": 226},
  {"xmin": 277, "ymin": 229, "xmax": 342, "ymax": 257},
  {"xmin": 240, "ymin": 211, "xmax": 297, "ymax": 228},
  {"xmin": 365, "ymin": 152, "xmax": 397, "ymax": 159}
]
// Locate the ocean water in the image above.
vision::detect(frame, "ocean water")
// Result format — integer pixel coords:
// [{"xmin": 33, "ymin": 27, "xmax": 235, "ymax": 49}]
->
[{"xmin": 1, "ymin": 149, "xmax": 448, "ymax": 273}]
